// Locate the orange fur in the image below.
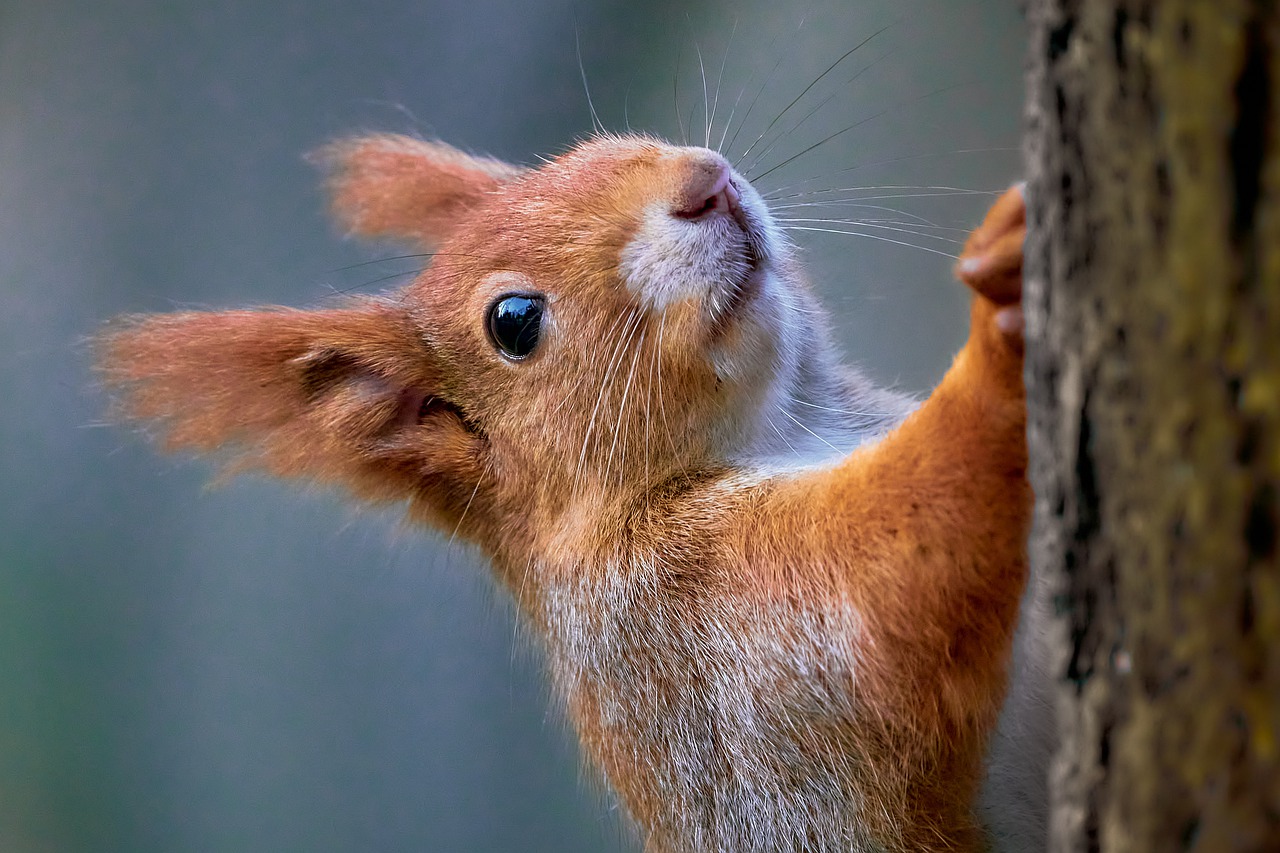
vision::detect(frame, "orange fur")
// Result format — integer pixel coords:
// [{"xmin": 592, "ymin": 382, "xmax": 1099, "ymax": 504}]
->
[{"xmin": 98, "ymin": 133, "xmax": 1029, "ymax": 852}]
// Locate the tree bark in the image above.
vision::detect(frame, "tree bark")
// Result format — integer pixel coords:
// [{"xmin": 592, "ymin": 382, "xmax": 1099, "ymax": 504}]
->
[{"xmin": 1024, "ymin": 1, "xmax": 1280, "ymax": 850}]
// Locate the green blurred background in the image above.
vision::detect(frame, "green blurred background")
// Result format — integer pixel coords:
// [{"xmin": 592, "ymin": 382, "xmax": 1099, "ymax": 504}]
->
[{"xmin": 0, "ymin": 1, "xmax": 1023, "ymax": 849}]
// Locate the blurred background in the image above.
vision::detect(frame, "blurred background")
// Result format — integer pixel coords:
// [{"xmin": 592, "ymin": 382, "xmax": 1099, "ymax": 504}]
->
[{"xmin": 0, "ymin": 1, "xmax": 1023, "ymax": 850}]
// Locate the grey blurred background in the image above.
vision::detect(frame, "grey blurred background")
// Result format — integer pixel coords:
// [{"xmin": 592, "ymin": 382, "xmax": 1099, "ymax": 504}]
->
[{"xmin": 0, "ymin": 1, "xmax": 1023, "ymax": 850}]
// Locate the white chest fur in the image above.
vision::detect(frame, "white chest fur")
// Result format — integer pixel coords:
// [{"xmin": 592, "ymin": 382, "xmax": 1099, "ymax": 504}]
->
[{"xmin": 541, "ymin": 550, "xmax": 887, "ymax": 853}]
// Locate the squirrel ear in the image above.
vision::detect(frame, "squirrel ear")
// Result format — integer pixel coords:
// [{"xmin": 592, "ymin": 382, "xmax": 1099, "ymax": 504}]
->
[
  {"xmin": 98, "ymin": 301, "xmax": 491, "ymax": 528},
  {"xmin": 312, "ymin": 134, "xmax": 524, "ymax": 250}
]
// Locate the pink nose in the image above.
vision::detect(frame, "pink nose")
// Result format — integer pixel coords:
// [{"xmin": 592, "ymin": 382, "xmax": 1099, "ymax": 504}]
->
[{"xmin": 671, "ymin": 154, "xmax": 740, "ymax": 220}]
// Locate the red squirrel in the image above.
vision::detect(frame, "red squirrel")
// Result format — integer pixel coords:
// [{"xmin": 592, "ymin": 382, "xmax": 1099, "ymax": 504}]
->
[{"xmin": 100, "ymin": 133, "xmax": 1034, "ymax": 851}]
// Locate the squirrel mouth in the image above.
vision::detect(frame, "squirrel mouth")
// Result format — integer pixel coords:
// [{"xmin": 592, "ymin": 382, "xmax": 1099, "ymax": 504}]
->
[
  {"xmin": 708, "ymin": 181, "xmax": 767, "ymax": 330},
  {"xmin": 708, "ymin": 241, "xmax": 764, "ymax": 334},
  {"xmin": 729, "ymin": 240, "xmax": 763, "ymax": 306}
]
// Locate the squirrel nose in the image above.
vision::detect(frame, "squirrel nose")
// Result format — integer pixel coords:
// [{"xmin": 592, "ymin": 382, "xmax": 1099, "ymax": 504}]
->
[{"xmin": 671, "ymin": 153, "xmax": 741, "ymax": 221}]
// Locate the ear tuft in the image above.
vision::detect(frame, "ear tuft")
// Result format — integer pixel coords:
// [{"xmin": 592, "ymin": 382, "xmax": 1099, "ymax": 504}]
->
[
  {"xmin": 95, "ymin": 302, "xmax": 488, "ymax": 523},
  {"xmin": 311, "ymin": 133, "xmax": 523, "ymax": 249}
]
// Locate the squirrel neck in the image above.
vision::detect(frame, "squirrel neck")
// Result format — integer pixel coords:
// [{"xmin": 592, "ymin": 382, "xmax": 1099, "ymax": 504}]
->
[
  {"xmin": 489, "ymin": 327, "xmax": 914, "ymax": 597},
  {"xmin": 731, "ymin": 325, "xmax": 915, "ymax": 476}
]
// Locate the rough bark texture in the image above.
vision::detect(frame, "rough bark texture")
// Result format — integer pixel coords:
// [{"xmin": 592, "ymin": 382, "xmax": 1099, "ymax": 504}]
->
[{"xmin": 1025, "ymin": 1, "xmax": 1280, "ymax": 850}]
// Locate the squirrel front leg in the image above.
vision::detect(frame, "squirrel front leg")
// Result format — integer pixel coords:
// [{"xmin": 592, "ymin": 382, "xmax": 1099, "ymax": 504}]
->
[{"xmin": 778, "ymin": 185, "xmax": 1030, "ymax": 842}]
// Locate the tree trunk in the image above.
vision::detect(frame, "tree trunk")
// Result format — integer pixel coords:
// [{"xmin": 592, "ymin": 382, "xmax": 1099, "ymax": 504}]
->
[{"xmin": 1024, "ymin": 1, "xmax": 1280, "ymax": 850}]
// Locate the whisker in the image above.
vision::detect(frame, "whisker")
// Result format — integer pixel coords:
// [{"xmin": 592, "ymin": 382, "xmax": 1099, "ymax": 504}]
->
[
  {"xmin": 777, "ymin": 303, "xmax": 827, "ymax": 316},
  {"xmin": 715, "ymin": 46, "xmax": 754, "ymax": 153},
  {"xmin": 723, "ymin": 12, "xmax": 809, "ymax": 159},
  {"xmin": 759, "ymin": 147, "xmax": 1019, "ymax": 197},
  {"xmin": 623, "ymin": 331, "xmax": 649, "ymax": 489},
  {"xmin": 751, "ymin": 81, "xmax": 976, "ymax": 184},
  {"xmin": 740, "ymin": 45, "xmax": 895, "ymax": 179},
  {"xmin": 448, "ymin": 459, "xmax": 491, "ymax": 549},
  {"xmin": 777, "ymin": 405, "xmax": 842, "ymax": 453},
  {"xmin": 359, "ymin": 99, "xmax": 430, "ymax": 134},
  {"xmin": 765, "ymin": 183, "xmax": 993, "ymax": 201},
  {"xmin": 574, "ymin": 18, "xmax": 603, "ymax": 133},
  {"xmin": 765, "ymin": 412, "xmax": 800, "ymax": 459},
  {"xmin": 574, "ymin": 310, "xmax": 635, "ymax": 482},
  {"xmin": 766, "ymin": 202, "xmax": 941, "ymax": 226},
  {"xmin": 655, "ymin": 314, "xmax": 682, "ymax": 468},
  {"xmin": 623, "ymin": 81, "xmax": 633, "ymax": 134},
  {"xmin": 551, "ymin": 310, "xmax": 634, "ymax": 418},
  {"xmin": 695, "ymin": 38, "xmax": 710, "ymax": 148},
  {"xmin": 576, "ymin": 310, "xmax": 643, "ymax": 492},
  {"xmin": 673, "ymin": 42, "xmax": 687, "ymax": 146},
  {"xmin": 851, "ymin": 218, "xmax": 969, "ymax": 232},
  {"xmin": 734, "ymin": 23, "xmax": 893, "ymax": 170},
  {"xmin": 323, "ymin": 250, "xmax": 526, "ymax": 296},
  {"xmin": 775, "ymin": 218, "xmax": 964, "ymax": 244},
  {"xmin": 770, "ymin": 191, "xmax": 996, "ymax": 206},
  {"xmin": 786, "ymin": 395, "xmax": 892, "ymax": 418},
  {"xmin": 605, "ymin": 328, "xmax": 647, "ymax": 488},
  {"xmin": 326, "ymin": 268, "xmax": 425, "ymax": 295},
  {"xmin": 644, "ymin": 322, "xmax": 658, "ymax": 487},
  {"xmin": 512, "ymin": 552, "xmax": 537, "ymax": 648},
  {"xmin": 782, "ymin": 225, "xmax": 959, "ymax": 259},
  {"xmin": 748, "ymin": 108, "xmax": 889, "ymax": 182},
  {"xmin": 327, "ymin": 253, "xmax": 436, "ymax": 273},
  {"xmin": 708, "ymin": 18, "xmax": 737, "ymax": 153}
]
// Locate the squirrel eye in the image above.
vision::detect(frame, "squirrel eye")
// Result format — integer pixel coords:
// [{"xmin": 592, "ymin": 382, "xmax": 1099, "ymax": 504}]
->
[{"xmin": 487, "ymin": 294, "xmax": 544, "ymax": 360}]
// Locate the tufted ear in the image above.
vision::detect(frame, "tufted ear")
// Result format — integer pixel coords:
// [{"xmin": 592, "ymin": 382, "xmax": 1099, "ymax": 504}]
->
[
  {"xmin": 97, "ymin": 300, "xmax": 491, "ymax": 530},
  {"xmin": 312, "ymin": 134, "xmax": 524, "ymax": 250}
]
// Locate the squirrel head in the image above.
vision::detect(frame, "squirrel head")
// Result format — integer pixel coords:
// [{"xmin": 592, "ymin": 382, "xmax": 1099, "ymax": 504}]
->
[{"xmin": 99, "ymin": 134, "xmax": 814, "ymax": 555}]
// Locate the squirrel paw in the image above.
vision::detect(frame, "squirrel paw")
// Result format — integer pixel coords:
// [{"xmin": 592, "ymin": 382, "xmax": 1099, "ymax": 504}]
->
[{"xmin": 956, "ymin": 184, "xmax": 1025, "ymax": 339}]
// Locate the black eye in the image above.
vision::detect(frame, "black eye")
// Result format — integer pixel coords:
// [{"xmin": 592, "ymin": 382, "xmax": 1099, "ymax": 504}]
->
[{"xmin": 487, "ymin": 294, "xmax": 544, "ymax": 359}]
